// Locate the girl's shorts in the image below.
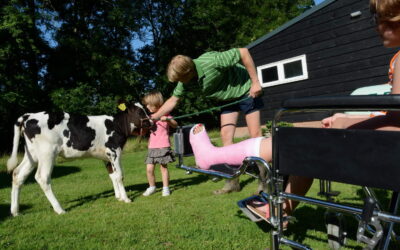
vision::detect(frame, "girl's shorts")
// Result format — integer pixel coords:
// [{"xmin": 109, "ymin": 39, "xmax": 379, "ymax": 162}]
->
[{"xmin": 145, "ymin": 147, "xmax": 175, "ymax": 165}]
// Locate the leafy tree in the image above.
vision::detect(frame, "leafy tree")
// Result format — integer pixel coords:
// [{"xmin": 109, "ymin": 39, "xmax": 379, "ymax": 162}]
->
[
  {"xmin": 43, "ymin": 0, "xmax": 144, "ymax": 114},
  {"xmin": 0, "ymin": 0, "xmax": 49, "ymax": 153},
  {"xmin": 0, "ymin": 0, "xmax": 314, "ymax": 153},
  {"xmin": 0, "ymin": 0, "xmax": 145, "ymax": 153},
  {"xmin": 136, "ymin": 0, "xmax": 314, "ymax": 126}
]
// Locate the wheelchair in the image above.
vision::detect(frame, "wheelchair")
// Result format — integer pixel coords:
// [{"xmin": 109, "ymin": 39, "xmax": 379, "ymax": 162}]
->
[
  {"xmin": 173, "ymin": 95, "xmax": 400, "ymax": 249},
  {"xmin": 238, "ymin": 95, "xmax": 400, "ymax": 249}
]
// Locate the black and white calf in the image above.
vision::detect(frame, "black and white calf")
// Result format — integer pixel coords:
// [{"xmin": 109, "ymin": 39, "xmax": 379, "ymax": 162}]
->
[{"xmin": 7, "ymin": 102, "xmax": 152, "ymax": 216}]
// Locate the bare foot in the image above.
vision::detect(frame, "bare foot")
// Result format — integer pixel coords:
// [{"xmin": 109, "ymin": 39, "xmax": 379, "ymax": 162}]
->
[
  {"xmin": 246, "ymin": 200, "xmax": 270, "ymax": 219},
  {"xmin": 246, "ymin": 199, "xmax": 289, "ymax": 229},
  {"xmin": 192, "ymin": 124, "xmax": 204, "ymax": 134}
]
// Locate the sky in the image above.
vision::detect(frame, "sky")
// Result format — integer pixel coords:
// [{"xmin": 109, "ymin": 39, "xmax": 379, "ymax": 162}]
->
[{"xmin": 314, "ymin": 0, "xmax": 326, "ymax": 4}]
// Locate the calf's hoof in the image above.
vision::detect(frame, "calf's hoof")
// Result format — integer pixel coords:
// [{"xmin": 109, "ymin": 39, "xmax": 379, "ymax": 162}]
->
[
  {"xmin": 55, "ymin": 209, "xmax": 66, "ymax": 215},
  {"xmin": 122, "ymin": 198, "xmax": 132, "ymax": 203}
]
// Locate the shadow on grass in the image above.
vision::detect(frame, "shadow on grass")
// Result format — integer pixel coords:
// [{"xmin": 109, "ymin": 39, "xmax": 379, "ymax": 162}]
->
[
  {"xmin": 233, "ymin": 186, "xmax": 399, "ymax": 249},
  {"xmin": 239, "ymin": 176, "xmax": 258, "ymax": 191},
  {"xmin": 0, "ymin": 165, "xmax": 81, "ymax": 189},
  {"xmin": 235, "ymin": 205, "xmax": 366, "ymax": 249},
  {"xmin": 355, "ymin": 187, "xmax": 393, "ymax": 210},
  {"xmin": 0, "ymin": 204, "xmax": 32, "ymax": 222},
  {"xmin": 65, "ymin": 174, "xmax": 209, "ymax": 212}
]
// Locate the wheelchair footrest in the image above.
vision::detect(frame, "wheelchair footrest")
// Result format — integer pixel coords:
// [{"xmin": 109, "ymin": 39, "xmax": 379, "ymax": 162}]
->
[
  {"xmin": 178, "ymin": 164, "xmax": 242, "ymax": 179},
  {"xmin": 208, "ymin": 164, "xmax": 241, "ymax": 176}
]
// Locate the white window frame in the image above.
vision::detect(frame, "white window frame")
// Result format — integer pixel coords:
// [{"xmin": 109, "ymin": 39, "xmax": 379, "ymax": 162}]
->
[{"xmin": 257, "ymin": 54, "xmax": 308, "ymax": 88}]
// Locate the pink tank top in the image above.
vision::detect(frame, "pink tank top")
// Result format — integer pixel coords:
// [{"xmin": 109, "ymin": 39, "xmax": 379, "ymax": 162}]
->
[{"xmin": 148, "ymin": 115, "xmax": 172, "ymax": 149}]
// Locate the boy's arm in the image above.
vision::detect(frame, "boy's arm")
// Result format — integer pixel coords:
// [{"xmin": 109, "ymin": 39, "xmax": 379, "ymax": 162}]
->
[
  {"xmin": 159, "ymin": 116, "xmax": 178, "ymax": 128},
  {"xmin": 151, "ymin": 96, "xmax": 180, "ymax": 120},
  {"xmin": 166, "ymin": 118, "xmax": 178, "ymax": 128},
  {"xmin": 238, "ymin": 48, "xmax": 262, "ymax": 98}
]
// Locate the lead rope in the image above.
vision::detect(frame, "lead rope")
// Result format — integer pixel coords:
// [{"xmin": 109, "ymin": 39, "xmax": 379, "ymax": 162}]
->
[{"xmin": 160, "ymin": 96, "xmax": 252, "ymax": 121}]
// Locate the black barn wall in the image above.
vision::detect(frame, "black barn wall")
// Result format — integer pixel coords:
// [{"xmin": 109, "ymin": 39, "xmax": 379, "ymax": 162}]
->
[{"xmin": 242, "ymin": 0, "xmax": 398, "ymax": 125}]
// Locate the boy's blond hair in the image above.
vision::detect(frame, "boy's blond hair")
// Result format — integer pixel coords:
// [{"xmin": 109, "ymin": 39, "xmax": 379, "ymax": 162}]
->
[
  {"xmin": 142, "ymin": 91, "xmax": 164, "ymax": 109},
  {"xmin": 167, "ymin": 55, "xmax": 196, "ymax": 82},
  {"xmin": 370, "ymin": 0, "xmax": 400, "ymax": 22}
]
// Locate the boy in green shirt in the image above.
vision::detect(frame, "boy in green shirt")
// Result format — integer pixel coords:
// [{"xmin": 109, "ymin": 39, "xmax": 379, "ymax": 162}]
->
[{"xmin": 151, "ymin": 48, "xmax": 263, "ymax": 194}]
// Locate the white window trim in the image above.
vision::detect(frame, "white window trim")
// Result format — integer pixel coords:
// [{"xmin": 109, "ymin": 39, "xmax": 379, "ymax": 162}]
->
[{"xmin": 257, "ymin": 54, "xmax": 308, "ymax": 88}]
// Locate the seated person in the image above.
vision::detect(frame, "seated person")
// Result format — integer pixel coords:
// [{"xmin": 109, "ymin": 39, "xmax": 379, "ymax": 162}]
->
[{"xmin": 323, "ymin": 0, "xmax": 400, "ymax": 129}]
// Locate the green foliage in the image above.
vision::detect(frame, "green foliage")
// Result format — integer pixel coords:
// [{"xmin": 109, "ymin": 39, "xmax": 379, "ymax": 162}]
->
[
  {"xmin": 50, "ymin": 83, "xmax": 119, "ymax": 115},
  {"xmin": 263, "ymin": 120, "xmax": 293, "ymax": 135},
  {"xmin": 0, "ymin": 0, "xmax": 314, "ymax": 152},
  {"xmin": 136, "ymin": 0, "xmax": 314, "ymax": 127},
  {"xmin": 123, "ymin": 137, "xmax": 149, "ymax": 153}
]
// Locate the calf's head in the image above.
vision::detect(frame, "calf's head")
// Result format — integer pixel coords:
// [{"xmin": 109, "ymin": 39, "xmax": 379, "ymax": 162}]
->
[{"xmin": 122, "ymin": 102, "xmax": 152, "ymax": 136}]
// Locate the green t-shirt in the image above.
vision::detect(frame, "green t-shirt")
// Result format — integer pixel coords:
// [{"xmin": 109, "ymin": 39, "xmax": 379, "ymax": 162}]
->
[{"xmin": 172, "ymin": 48, "xmax": 251, "ymax": 101}]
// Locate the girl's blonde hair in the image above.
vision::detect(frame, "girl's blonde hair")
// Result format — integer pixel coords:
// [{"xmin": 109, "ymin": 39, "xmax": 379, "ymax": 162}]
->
[
  {"xmin": 370, "ymin": 0, "xmax": 400, "ymax": 22},
  {"xmin": 167, "ymin": 55, "xmax": 196, "ymax": 82},
  {"xmin": 142, "ymin": 91, "xmax": 164, "ymax": 109}
]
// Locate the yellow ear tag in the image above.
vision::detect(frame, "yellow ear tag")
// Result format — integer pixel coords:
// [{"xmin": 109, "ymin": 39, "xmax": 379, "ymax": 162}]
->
[{"xmin": 118, "ymin": 103, "xmax": 127, "ymax": 111}]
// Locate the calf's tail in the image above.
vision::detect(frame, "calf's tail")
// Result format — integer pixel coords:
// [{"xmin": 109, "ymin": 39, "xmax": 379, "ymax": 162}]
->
[{"xmin": 7, "ymin": 117, "xmax": 24, "ymax": 173}]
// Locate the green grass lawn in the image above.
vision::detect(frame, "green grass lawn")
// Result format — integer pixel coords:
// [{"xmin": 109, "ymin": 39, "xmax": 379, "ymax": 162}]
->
[{"xmin": 0, "ymin": 137, "xmax": 397, "ymax": 249}]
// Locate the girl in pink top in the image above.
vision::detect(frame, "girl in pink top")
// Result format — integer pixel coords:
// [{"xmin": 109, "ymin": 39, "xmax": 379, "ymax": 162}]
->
[{"xmin": 142, "ymin": 91, "xmax": 178, "ymax": 197}]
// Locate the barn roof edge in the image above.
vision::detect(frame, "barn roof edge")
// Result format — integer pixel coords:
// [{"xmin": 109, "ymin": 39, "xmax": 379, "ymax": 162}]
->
[{"xmin": 246, "ymin": 0, "xmax": 337, "ymax": 49}]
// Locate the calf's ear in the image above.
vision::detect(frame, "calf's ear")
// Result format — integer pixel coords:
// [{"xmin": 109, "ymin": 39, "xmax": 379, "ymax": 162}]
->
[
  {"xmin": 116, "ymin": 98, "xmax": 128, "ymax": 112},
  {"xmin": 118, "ymin": 103, "xmax": 127, "ymax": 111}
]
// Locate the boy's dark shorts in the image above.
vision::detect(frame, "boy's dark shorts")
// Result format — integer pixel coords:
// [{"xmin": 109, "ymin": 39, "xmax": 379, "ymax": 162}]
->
[{"xmin": 220, "ymin": 95, "xmax": 264, "ymax": 115}]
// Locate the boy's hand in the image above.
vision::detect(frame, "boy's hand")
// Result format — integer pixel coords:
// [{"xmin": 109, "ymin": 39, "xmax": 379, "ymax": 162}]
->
[{"xmin": 249, "ymin": 81, "xmax": 262, "ymax": 98}]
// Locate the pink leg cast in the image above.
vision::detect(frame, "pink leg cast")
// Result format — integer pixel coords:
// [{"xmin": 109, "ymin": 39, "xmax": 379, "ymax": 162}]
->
[{"xmin": 189, "ymin": 124, "xmax": 263, "ymax": 169}]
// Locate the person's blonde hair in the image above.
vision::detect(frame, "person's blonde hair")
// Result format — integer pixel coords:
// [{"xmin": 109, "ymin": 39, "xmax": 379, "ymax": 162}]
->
[
  {"xmin": 370, "ymin": 0, "xmax": 400, "ymax": 22},
  {"xmin": 167, "ymin": 55, "xmax": 196, "ymax": 82},
  {"xmin": 142, "ymin": 91, "xmax": 164, "ymax": 109}
]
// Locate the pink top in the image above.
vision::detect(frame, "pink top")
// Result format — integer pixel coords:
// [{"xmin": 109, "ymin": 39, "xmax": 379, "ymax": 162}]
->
[{"xmin": 148, "ymin": 115, "xmax": 172, "ymax": 149}]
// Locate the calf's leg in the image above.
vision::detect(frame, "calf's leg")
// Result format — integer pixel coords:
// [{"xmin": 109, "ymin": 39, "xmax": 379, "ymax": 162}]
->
[
  {"xmin": 106, "ymin": 150, "xmax": 131, "ymax": 203},
  {"xmin": 105, "ymin": 161, "xmax": 123, "ymax": 200},
  {"xmin": 11, "ymin": 149, "xmax": 36, "ymax": 216},
  {"xmin": 35, "ymin": 150, "xmax": 65, "ymax": 215}
]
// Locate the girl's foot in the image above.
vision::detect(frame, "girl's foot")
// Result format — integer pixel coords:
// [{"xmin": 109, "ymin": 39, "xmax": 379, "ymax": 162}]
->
[
  {"xmin": 162, "ymin": 187, "xmax": 170, "ymax": 196},
  {"xmin": 143, "ymin": 186, "xmax": 156, "ymax": 196}
]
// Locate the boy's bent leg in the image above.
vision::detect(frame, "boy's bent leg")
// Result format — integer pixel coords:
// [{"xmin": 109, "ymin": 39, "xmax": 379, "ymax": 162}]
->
[
  {"xmin": 214, "ymin": 110, "xmax": 262, "ymax": 195},
  {"xmin": 245, "ymin": 110, "xmax": 262, "ymax": 137},
  {"xmin": 214, "ymin": 178, "xmax": 241, "ymax": 195},
  {"xmin": 220, "ymin": 111, "xmax": 239, "ymax": 145},
  {"xmin": 214, "ymin": 112, "xmax": 241, "ymax": 194}
]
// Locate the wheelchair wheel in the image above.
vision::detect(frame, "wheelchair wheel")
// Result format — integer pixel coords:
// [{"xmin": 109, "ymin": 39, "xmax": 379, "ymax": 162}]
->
[{"xmin": 325, "ymin": 211, "xmax": 347, "ymax": 249}]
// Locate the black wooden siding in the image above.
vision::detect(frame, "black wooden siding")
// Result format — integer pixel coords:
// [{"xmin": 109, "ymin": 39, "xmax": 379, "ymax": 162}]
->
[{"xmin": 240, "ymin": 0, "xmax": 398, "ymax": 125}]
